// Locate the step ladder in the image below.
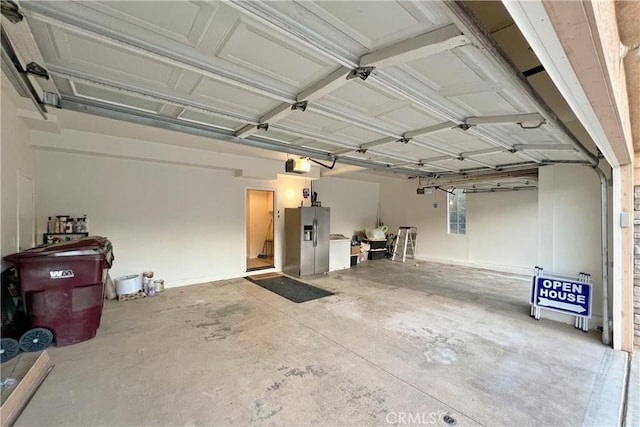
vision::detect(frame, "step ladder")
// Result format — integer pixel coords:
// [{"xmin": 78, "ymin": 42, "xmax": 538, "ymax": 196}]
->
[{"xmin": 392, "ymin": 226, "xmax": 417, "ymax": 262}]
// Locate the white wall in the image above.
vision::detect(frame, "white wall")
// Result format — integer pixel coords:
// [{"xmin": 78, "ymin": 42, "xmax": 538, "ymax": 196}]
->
[
  {"xmin": 36, "ymin": 150, "xmax": 244, "ymax": 286},
  {"xmin": 1, "ymin": 86, "xmax": 36, "ymax": 260},
  {"xmin": 468, "ymin": 190, "xmax": 538, "ymax": 270},
  {"xmin": 378, "ymin": 179, "xmax": 538, "ymax": 274},
  {"xmin": 30, "ymin": 125, "xmax": 319, "ymax": 287},
  {"xmin": 537, "ymin": 165, "xmax": 606, "ymax": 324},
  {"xmin": 313, "ymin": 177, "xmax": 379, "ymax": 237}
]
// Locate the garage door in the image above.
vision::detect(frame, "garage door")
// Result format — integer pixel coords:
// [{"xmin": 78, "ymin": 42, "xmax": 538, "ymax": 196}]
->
[{"xmin": 1, "ymin": 0, "xmax": 598, "ymax": 190}]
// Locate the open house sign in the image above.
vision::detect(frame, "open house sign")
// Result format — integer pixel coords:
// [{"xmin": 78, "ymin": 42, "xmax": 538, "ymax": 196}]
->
[{"xmin": 533, "ymin": 276, "xmax": 592, "ymax": 317}]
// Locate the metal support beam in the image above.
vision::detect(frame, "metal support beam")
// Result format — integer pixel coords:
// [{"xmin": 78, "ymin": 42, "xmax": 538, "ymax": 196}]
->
[
  {"xmin": 297, "ymin": 66, "xmax": 350, "ymax": 102},
  {"xmin": 1, "ymin": 28, "xmax": 47, "ymax": 118},
  {"xmin": 360, "ymin": 136, "xmax": 397, "ymax": 151},
  {"xmin": 594, "ymin": 167, "xmax": 611, "ymax": 346},
  {"xmin": 513, "ymin": 144, "xmax": 576, "ymax": 151},
  {"xmin": 465, "ymin": 113, "xmax": 545, "ymax": 126},
  {"xmin": 460, "ymin": 147, "xmax": 506, "ymax": 158},
  {"xmin": 404, "ymin": 121, "xmax": 455, "ymax": 139},
  {"xmin": 1, "ymin": 3, "xmax": 58, "ymax": 97},
  {"xmin": 360, "ymin": 24, "xmax": 469, "ymax": 68}
]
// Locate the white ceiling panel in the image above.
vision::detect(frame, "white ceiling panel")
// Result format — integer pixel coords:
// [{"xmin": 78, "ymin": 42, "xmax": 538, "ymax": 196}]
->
[
  {"xmin": 324, "ymin": 80, "xmax": 398, "ymax": 114},
  {"xmin": 403, "ymin": 49, "xmax": 483, "ymax": 91},
  {"xmin": 216, "ymin": 18, "xmax": 335, "ymax": 90},
  {"xmin": 451, "ymin": 92, "xmax": 522, "ymax": 116},
  {"xmin": 83, "ymin": 1, "xmax": 218, "ymax": 47},
  {"xmin": 482, "ymin": 152, "xmax": 527, "ymax": 166},
  {"xmin": 254, "ymin": 129, "xmax": 303, "ymax": 144},
  {"xmin": 300, "ymin": 140, "xmax": 343, "ymax": 152},
  {"xmin": 336, "ymin": 125, "xmax": 389, "ymax": 143},
  {"xmin": 191, "ymin": 77, "xmax": 281, "ymax": 118},
  {"xmin": 279, "ymin": 112, "xmax": 349, "ymax": 134},
  {"xmin": 376, "ymin": 142, "xmax": 443, "ymax": 160},
  {"xmin": 70, "ymin": 82, "xmax": 162, "ymax": 113},
  {"xmin": 417, "ymin": 130, "xmax": 495, "ymax": 153},
  {"xmin": 46, "ymin": 27, "xmax": 180, "ymax": 89},
  {"xmin": 298, "ymin": 1, "xmax": 448, "ymax": 51},
  {"xmin": 378, "ymin": 105, "xmax": 441, "ymax": 130}
]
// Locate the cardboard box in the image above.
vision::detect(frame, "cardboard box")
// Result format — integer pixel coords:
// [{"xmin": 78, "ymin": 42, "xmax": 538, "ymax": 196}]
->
[{"xmin": 350, "ymin": 245, "xmax": 360, "ymax": 255}]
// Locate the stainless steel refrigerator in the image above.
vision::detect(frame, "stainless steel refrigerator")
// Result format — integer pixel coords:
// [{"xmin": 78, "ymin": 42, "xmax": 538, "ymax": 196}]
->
[{"xmin": 284, "ymin": 207, "xmax": 330, "ymax": 276}]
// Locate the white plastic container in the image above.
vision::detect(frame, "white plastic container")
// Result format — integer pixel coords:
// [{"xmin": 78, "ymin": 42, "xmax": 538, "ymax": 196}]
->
[{"xmin": 114, "ymin": 274, "xmax": 142, "ymax": 295}]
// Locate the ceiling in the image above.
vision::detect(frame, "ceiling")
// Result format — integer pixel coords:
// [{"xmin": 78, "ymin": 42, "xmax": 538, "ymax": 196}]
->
[{"xmin": 2, "ymin": 1, "xmax": 601, "ymax": 191}]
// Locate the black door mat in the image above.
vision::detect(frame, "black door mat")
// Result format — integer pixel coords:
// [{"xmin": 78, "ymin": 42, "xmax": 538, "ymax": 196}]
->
[{"xmin": 245, "ymin": 274, "xmax": 334, "ymax": 303}]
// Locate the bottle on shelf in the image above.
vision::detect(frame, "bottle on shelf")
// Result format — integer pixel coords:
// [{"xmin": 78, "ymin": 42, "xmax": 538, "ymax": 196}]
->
[
  {"xmin": 64, "ymin": 218, "xmax": 74, "ymax": 233},
  {"xmin": 47, "ymin": 216, "xmax": 53, "ymax": 233},
  {"xmin": 54, "ymin": 216, "xmax": 61, "ymax": 233}
]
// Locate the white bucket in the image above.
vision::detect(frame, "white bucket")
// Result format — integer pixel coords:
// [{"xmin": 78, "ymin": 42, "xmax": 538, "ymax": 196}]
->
[{"xmin": 115, "ymin": 274, "xmax": 142, "ymax": 295}]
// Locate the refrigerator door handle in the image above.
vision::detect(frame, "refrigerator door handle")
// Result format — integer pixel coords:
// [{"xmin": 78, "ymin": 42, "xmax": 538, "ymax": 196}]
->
[{"xmin": 313, "ymin": 217, "xmax": 318, "ymax": 247}]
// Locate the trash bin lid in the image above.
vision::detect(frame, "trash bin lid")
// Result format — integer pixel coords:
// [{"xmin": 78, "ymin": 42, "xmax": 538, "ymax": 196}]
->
[{"xmin": 4, "ymin": 236, "xmax": 111, "ymax": 259}]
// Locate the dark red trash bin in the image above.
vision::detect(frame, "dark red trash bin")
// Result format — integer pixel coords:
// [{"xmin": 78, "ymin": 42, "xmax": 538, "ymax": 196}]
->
[{"xmin": 4, "ymin": 237, "xmax": 114, "ymax": 347}]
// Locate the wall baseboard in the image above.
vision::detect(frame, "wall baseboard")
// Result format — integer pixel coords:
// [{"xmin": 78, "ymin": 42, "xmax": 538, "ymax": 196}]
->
[
  {"xmin": 165, "ymin": 268, "xmax": 280, "ymax": 288},
  {"xmin": 414, "ymin": 255, "xmax": 532, "ymax": 277}
]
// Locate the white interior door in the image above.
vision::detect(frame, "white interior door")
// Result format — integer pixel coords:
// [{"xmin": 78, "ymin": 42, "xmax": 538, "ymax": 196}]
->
[{"xmin": 17, "ymin": 172, "xmax": 35, "ymax": 251}]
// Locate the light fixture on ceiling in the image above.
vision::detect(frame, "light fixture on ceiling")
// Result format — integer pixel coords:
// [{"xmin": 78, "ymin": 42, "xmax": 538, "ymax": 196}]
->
[{"xmin": 285, "ymin": 157, "xmax": 311, "ymax": 174}]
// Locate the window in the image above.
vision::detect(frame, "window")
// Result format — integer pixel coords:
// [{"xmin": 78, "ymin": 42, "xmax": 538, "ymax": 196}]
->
[{"xmin": 448, "ymin": 189, "xmax": 466, "ymax": 234}]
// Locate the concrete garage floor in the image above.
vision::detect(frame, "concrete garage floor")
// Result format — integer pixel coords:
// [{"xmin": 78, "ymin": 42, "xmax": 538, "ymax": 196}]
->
[{"xmin": 16, "ymin": 260, "xmax": 621, "ymax": 426}]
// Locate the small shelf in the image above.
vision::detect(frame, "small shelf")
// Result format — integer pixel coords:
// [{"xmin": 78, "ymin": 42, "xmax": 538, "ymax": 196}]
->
[{"xmin": 43, "ymin": 232, "xmax": 88, "ymax": 244}]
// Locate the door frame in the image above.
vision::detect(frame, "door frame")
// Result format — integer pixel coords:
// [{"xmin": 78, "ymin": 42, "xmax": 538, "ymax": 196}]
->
[
  {"xmin": 244, "ymin": 186, "xmax": 278, "ymax": 275},
  {"xmin": 16, "ymin": 171, "xmax": 35, "ymax": 252}
]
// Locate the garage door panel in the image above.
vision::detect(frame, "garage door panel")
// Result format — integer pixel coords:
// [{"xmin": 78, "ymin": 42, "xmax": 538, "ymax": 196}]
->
[
  {"xmin": 178, "ymin": 110, "xmax": 243, "ymax": 131},
  {"xmin": 297, "ymin": 1, "xmax": 449, "ymax": 51},
  {"xmin": 190, "ymin": 77, "xmax": 281, "ymax": 118},
  {"xmin": 300, "ymin": 140, "xmax": 344, "ymax": 152},
  {"xmin": 279, "ymin": 111, "xmax": 350, "ymax": 134},
  {"xmin": 215, "ymin": 18, "xmax": 336, "ymax": 90},
  {"xmin": 483, "ymin": 152, "xmax": 527, "ymax": 166},
  {"xmin": 378, "ymin": 105, "xmax": 441, "ymax": 131},
  {"xmin": 389, "ymin": 142, "xmax": 443, "ymax": 159},
  {"xmin": 450, "ymin": 92, "xmax": 522, "ymax": 116},
  {"xmin": 527, "ymin": 150, "xmax": 584, "ymax": 162},
  {"xmin": 404, "ymin": 49, "xmax": 484, "ymax": 91},
  {"xmin": 423, "ymin": 159, "xmax": 465, "ymax": 171},
  {"xmin": 342, "ymin": 151, "xmax": 400, "ymax": 165},
  {"xmin": 83, "ymin": 1, "xmax": 218, "ymax": 48},
  {"xmin": 419, "ymin": 131, "xmax": 495, "ymax": 153},
  {"xmin": 48, "ymin": 28, "xmax": 177, "ymax": 87},
  {"xmin": 384, "ymin": 67, "xmax": 472, "ymax": 118},
  {"xmin": 323, "ymin": 81, "xmax": 400, "ymax": 115},
  {"xmin": 337, "ymin": 126, "xmax": 389, "ymax": 143},
  {"xmin": 254, "ymin": 129, "xmax": 303, "ymax": 144},
  {"xmin": 70, "ymin": 82, "xmax": 163, "ymax": 114}
]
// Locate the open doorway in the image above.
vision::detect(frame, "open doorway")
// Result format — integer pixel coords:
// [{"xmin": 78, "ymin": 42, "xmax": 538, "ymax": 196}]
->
[{"xmin": 246, "ymin": 189, "xmax": 275, "ymax": 272}]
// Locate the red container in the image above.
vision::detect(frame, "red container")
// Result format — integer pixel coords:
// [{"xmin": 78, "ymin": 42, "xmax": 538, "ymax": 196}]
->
[
  {"xmin": 8, "ymin": 254, "xmax": 107, "ymax": 292},
  {"xmin": 28, "ymin": 283, "xmax": 104, "ymax": 346},
  {"xmin": 4, "ymin": 237, "xmax": 113, "ymax": 347}
]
